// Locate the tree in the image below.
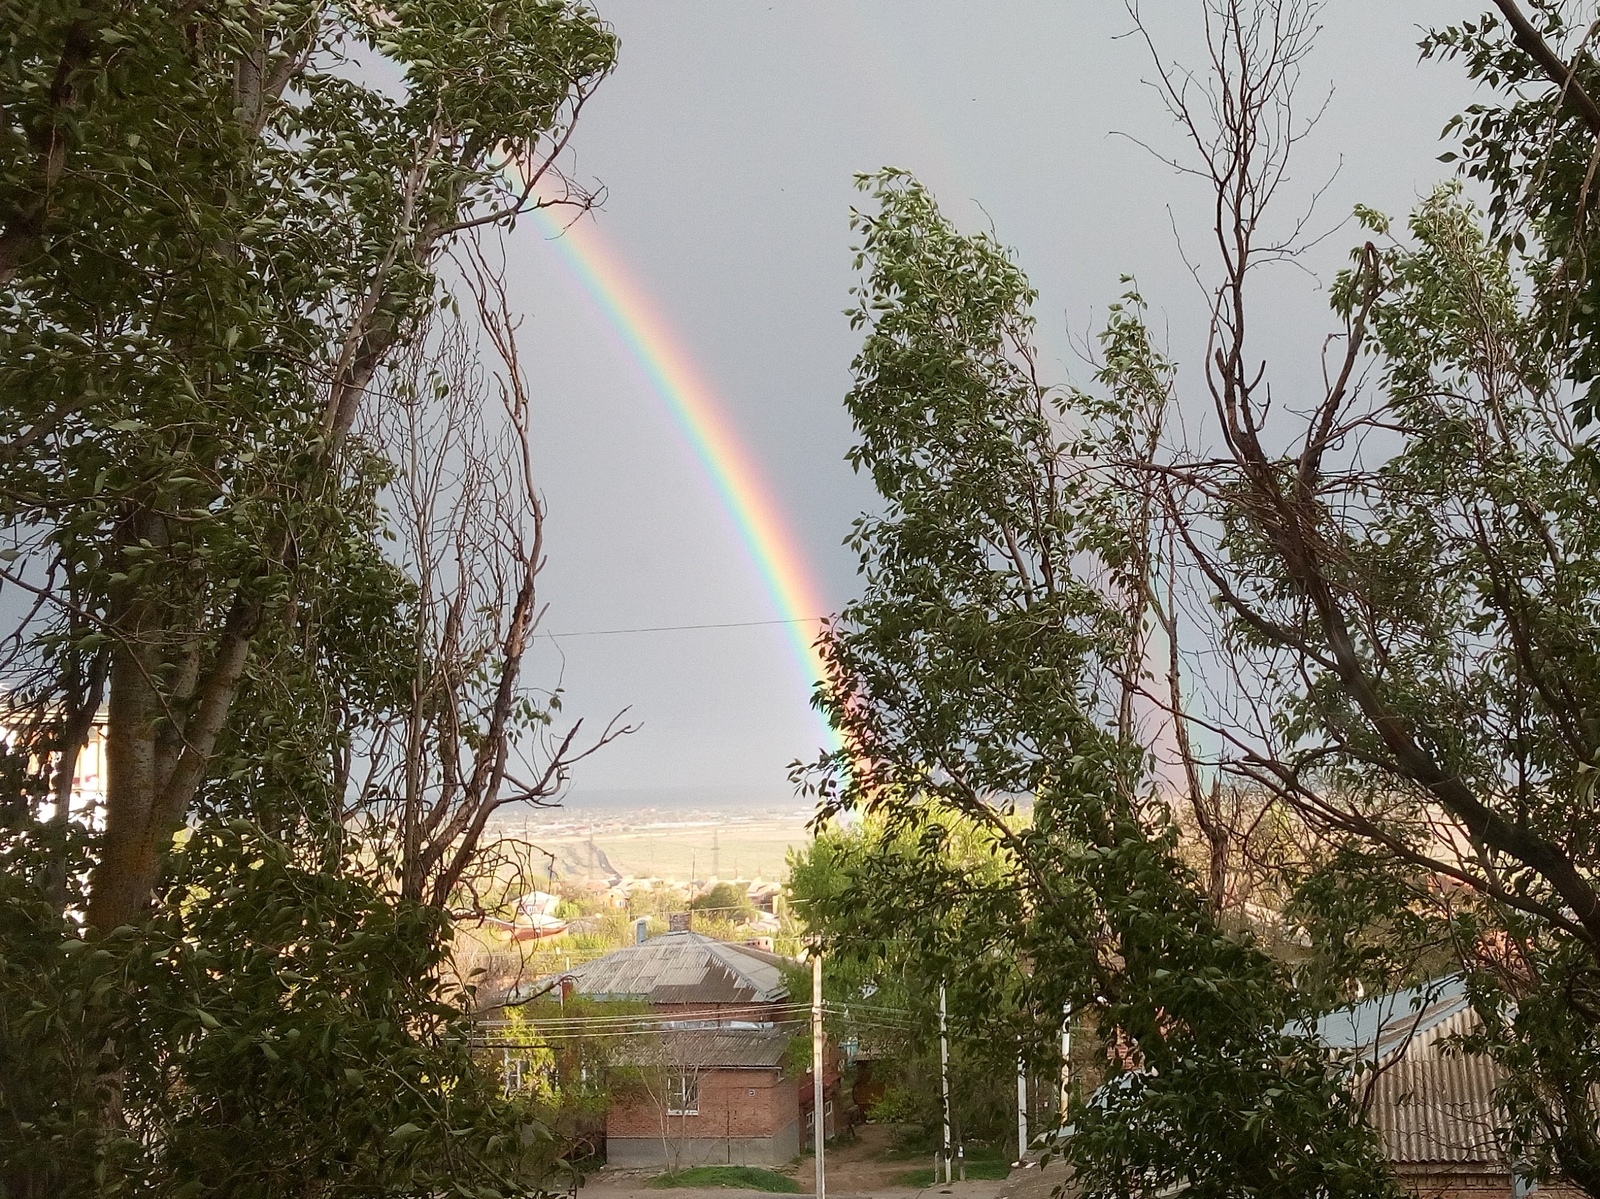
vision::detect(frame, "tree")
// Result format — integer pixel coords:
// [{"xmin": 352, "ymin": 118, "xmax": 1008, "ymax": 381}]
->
[
  {"xmin": 484, "ymin": 994, "xmax": 645, "ymax": 1185},
  {"xmin": 0, "ymin": 3, "xmax": 621, "ymax": 1194},
  {"xmin": 788, "ymin": 814, "xmax": 1057, "ymax": 1155},
  {"xmin": 690, "ymin": 881, "xmax": 754, "ymax": 918},
  {"xmin": 1, "ymin": 0, "xmax": 615, "ymax": 934},
  {"xmin": 1133, "ymin": 3, "xmax": 1600, "ymax": 1192},
  {"xmin": 806, "ymin": 4, "xmax": 1600, "ymax": 1197},
  {"xmin": 798, "ymin": 166, "xmax": 1395, "ymax": 1199},
  {"xmin": 352, "ymin": 243, "xmax": 632, "ymax": 914}
]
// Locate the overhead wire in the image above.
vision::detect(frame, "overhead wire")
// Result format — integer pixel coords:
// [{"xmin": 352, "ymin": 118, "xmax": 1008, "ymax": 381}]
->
[
  {"xmin": 542, "ymin": 616, "xmax": 826, "ymax": 639},
  {"xmin": 473, "ymin": 1000, "xmax": 920, "ymax": 1049}
]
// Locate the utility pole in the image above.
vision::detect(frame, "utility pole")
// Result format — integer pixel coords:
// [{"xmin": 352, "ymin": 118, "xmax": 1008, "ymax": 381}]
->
[
  {"xmin": 812, "ymin": 950, "xmax": 826, "ymax": 1199},
  {"xmin": 939, "ymin": 983, "xmax": 952, "ymax": 1185},
  {"xmin": 1015, "ymin": 1042, "xmax": 1028, "ymax": 1166},
  {"xmin": 1059, "ymin": 1004, "xmax": 1072, "ymax": 1117}
]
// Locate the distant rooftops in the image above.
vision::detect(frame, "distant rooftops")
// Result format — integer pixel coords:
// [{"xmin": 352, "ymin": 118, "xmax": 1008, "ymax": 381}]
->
[{"xmin": 556, "ymin": 930, "xmax": 791, "ymax": 1005}]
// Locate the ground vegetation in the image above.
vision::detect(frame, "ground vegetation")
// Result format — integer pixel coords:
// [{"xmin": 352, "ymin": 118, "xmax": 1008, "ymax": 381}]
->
[{"xmin": 648, "ymin": 1166, "xmax": 800, "ymax": 1192}]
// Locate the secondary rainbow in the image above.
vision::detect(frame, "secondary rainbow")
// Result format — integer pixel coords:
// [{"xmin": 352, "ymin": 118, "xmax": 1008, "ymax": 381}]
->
[{"xmin": 512, "ymin": 179, "xmax": 841, "ymax": 752}]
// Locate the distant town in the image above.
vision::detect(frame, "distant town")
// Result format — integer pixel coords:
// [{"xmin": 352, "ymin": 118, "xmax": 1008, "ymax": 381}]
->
[{"xmin": 492, "ymin": 801, "xmax": 817, "ymax": 887}]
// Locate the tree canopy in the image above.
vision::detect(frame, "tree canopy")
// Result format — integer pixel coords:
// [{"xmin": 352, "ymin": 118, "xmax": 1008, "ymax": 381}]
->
[
  {"xmin": 1, "ymin": 4, "xmax": 619, "ymax": 1195},
  {"xmin": 798, "ymin": 4, "xmax": 1600, "ymax": 1198}
]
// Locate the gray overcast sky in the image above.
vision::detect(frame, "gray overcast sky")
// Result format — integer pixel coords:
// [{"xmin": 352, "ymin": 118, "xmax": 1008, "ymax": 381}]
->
[{"xmin": 510, "ymin": 1, "xmax": 1478, "ymax": 808}]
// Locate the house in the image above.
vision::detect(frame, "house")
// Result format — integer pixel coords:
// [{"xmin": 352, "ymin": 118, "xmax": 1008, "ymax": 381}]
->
[
  {"xmin": 1312, "ymin": 977, "xmax": 1582, "ymax": 1199},
  {"xmin": 481, "ymin": 890, "xmax": 569, "ymax": 942},
  {"xmin": 747, "ymin": 880, "xmax": 783, "ymax": 914},
  {"xmin": 545, "ymin": 929, "xmax": 837, "ymax": 1168}
]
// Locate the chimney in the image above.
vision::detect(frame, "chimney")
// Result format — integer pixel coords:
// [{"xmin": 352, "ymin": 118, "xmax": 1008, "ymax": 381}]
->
[
  {"xmin": 668, "ymin": 911, "xmax": 691, "ymax": 933},
  {"xmin": 633, "ymin": 917, "xmax": 649, "ymax": 945}
]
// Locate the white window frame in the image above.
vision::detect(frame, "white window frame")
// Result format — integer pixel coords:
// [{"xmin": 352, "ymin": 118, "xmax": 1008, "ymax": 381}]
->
[{"xmin": 667, "ymin": 1071, "xmax": 700, "ymax": 1116}]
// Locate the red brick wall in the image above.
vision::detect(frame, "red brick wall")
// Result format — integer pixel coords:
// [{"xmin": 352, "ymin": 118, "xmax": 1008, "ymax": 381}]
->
[
  {"xmin": 1392, "ymin": 1167, "xmax": 1585, "ymax": 1199},
  {"xmin": 609, "ymin": 1067, "xmax": 796, "ymax": 1142},
  {"xmin": 1395, "ymin": 1170, "xmax": 1509, "ymax": 1199}
]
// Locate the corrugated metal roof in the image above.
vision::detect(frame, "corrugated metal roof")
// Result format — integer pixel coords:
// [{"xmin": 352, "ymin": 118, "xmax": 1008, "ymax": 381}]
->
[
  {"xmin": 1364, "ymin": 1056, "xmax": 1507, "ymax": 1166},
  {"xmin": 660, "ymin": 1027, "xmax": 796, "ymax": 1069},
  {"xmin": 563, "ymin": 931, "xmax": 790, "ymax": 1004},
  {"xmin": 1313, "ymin": 979, "xmax": 1508, "ymax": 1170}
]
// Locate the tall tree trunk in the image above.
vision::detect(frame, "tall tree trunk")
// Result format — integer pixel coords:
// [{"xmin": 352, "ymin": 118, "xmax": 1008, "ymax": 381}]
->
[{"xmin": 87, "ymin": 635, "xmax": 166, "ymax": 934}]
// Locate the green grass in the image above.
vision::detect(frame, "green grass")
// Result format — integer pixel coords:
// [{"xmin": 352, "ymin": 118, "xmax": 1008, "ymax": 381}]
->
[
  {"xmin": 892, "ymin": 1146, "xmax": 1012, "ymax": 1188},
  {"xmin": 650, "ymin": 1166, "xmax": 801, "ymax": 1193}
]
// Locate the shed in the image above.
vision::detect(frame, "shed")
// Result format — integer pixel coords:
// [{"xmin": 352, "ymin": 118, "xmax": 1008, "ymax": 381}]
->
[{"xmin": 1315, "ymin": 978, "xmax": 1580, "ymax": 1199}]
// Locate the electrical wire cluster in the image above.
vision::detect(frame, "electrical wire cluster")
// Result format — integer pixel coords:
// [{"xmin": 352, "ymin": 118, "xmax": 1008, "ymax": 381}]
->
[{"xmin": 473, "ymin": 999, "xmax": 919, "ymax": 1047}]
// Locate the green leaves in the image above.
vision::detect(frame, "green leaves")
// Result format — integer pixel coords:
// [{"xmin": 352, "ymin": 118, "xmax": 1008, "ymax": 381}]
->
[
  {"xmin": 806, "ymin": 171, "xmax": 1395, "ymax": 1199},
  {"xmin": 0, "ymin": 2, "xmax": 615, "ymax": 1194}
]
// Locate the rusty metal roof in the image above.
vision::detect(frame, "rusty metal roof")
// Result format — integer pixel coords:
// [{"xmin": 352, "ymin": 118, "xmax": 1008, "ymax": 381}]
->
[{"xmin": 563, "ymin": 931, "xmax": 790, "ymax": 1004}]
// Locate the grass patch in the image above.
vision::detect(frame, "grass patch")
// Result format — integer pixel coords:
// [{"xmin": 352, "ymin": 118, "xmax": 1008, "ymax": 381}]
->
[
  {"xmin": 651, "ymin": 1166, "xmax": 801, "ymax": 1193},
  {"xmin": 892, "ymin": 1146, "xmax": 1012, "ymax": 1188}
]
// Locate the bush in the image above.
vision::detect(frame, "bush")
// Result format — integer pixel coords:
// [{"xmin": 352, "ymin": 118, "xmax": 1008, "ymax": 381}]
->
[{"xmin": 688, "ymin": 882, "xmax": 752, "ymax": 917}]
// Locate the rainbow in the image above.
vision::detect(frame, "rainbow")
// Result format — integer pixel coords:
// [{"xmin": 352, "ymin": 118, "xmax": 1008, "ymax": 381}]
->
[{"xmin": 510, "ymin": 180, "xmax": 841, "ymax": 753}]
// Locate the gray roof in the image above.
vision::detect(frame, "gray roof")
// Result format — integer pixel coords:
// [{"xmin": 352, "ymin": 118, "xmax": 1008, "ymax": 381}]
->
[
  {"xmin": 1318, "ymin": 978, "xmax": 1509, "ymax": 1169},
  {"xmin": 563, "ymin": 931, "xmax": 790, "ymax": 1005},
  {"xmin": 1365, "ymin": 1056, "xmax": 1506, "ymax": 1166},
  {"xmin": 1309, "ymin": 975, "xmax": 1471, "ymax": 1062},
  {"xmin": 661, "ymin": 1027, "xmax": 795, "ymax": 1069}
]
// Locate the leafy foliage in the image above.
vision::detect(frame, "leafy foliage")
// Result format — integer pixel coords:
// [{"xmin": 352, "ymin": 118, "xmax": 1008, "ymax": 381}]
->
[
  {"xmin": 0, "ymin": 3, "xmax": 618, "ymax": 1195},
  {"xmin": 1, "ymin": 822, "xmax": 548, "ymax": 1197},
  {"xmin": 797, "ymin": 9, "xmax": 1600, "ymax": 1199},
  {"xmin": 797, "ymin": 171, "xmax": 1396, "ymax": 1199}
]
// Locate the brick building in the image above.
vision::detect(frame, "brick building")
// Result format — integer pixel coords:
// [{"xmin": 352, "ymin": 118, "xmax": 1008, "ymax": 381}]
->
[{"xmin": 556, "ymin": 930, "xmax": 837, "ymax": 1168}]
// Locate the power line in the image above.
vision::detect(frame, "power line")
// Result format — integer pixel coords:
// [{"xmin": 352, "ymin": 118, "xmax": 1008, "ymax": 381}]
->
[
  {"xmin": 540, "ymin": 616, "xmax": 826, "ymax": 639},
  {"xmin": 476, "ymin": 1000, "xmax": 914, "ymax": 1040}
]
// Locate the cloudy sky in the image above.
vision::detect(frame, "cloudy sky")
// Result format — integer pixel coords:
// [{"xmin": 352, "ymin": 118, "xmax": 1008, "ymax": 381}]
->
[{"xmin": 509, "ymin": 1, "xmax": 1477, "ymax": 809}]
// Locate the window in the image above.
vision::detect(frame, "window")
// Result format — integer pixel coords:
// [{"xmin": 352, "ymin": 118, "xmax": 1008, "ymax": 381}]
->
[
  {"xmin": 502, "ymin": 1051, "xmax": 528, "ymax": 1095},
  {"xmin": 667, "ymin": 1072, "xmax": 700, "ymax": 1116}
]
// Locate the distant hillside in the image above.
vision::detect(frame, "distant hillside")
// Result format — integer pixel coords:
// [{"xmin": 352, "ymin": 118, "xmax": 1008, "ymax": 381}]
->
[{"xmin": 490, "ymin": 799, "xmax": 813, "ymax": 883}]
